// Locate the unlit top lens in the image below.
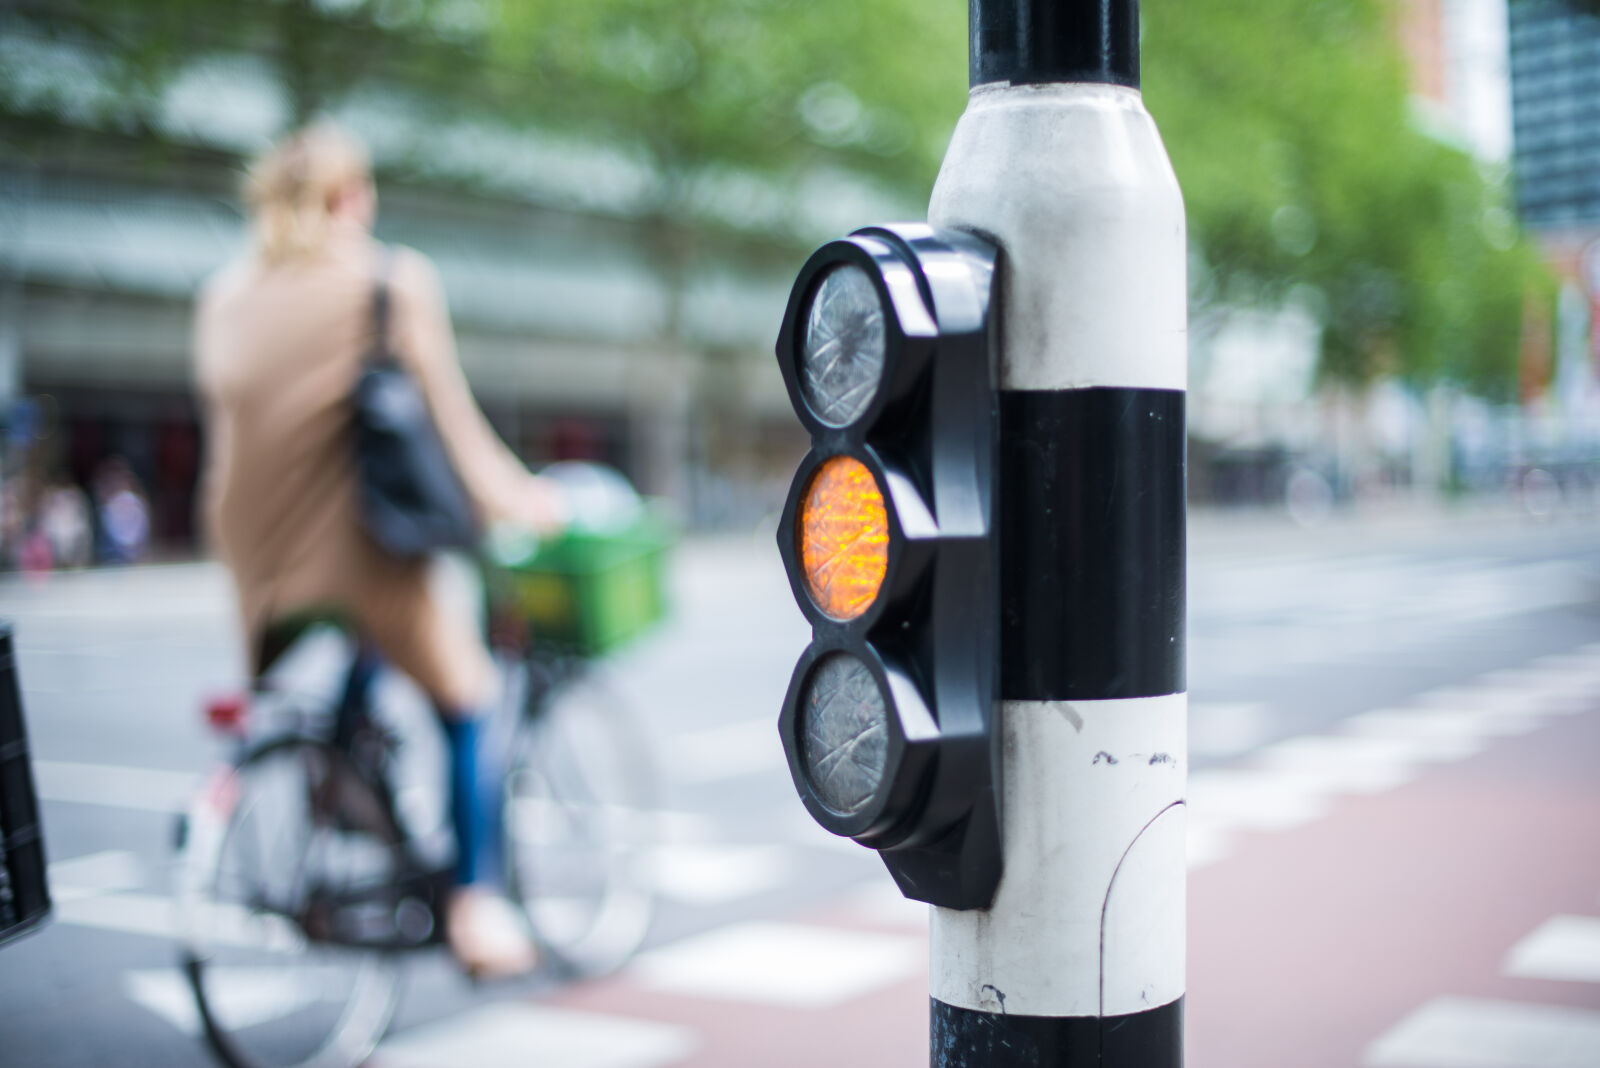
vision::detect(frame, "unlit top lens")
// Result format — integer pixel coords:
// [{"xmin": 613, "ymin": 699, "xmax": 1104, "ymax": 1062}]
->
[{"xmin": 800, "ymin": 264, "xmax": 886, "ymax": 428}]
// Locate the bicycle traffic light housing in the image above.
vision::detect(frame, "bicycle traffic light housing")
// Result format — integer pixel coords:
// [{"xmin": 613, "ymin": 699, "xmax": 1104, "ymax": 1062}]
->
[{"xmin": 775, "ymin": 223, "xmax": 1002, "ymax": 911}]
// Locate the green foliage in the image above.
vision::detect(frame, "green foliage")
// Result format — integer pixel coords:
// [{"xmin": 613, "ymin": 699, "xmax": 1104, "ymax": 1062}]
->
[
  {"xmin": 490, "ymin": 0, "xmax": 966, "ymax": 199},
  {"xmin": 0, "ymin": 0, "xmax": 1553, "ymax": 396},
  {"xmin": 489, "ymin": 0, "xmax": 1551, "ymax": 397},
  {"xmin": 1142, "ymin": 0, "xmax": 1551, "ymax": 398},
  {"xmin": 1, "ymin": 0, "xmax": 487, "ymax": 132}
]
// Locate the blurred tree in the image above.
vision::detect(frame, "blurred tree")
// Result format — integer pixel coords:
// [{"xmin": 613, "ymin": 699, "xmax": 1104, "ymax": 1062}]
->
[
  {"xmin": 0, "ymin": 0, "xmax": 486, "ymax": 138},
  {"xmin": 492, "ymin": 0, "xmax": 964, "ymax": 199},
  {"xmin": 489, "ymin": 0, "xmax": 1550, "ymax": 398},
  {"xmin": 0, "ymin": 0, "xmax": 1553, "ymax": 397},
  {"xmin": 1142, "ymin": 0, "xmax": 1553, "ymax": 399},
  {"xmin": 485, "ymin": 0, "xmax": 966, "ymax": 337},
  {"xmin": 2, "ymin": 0, "xmax": 965, "ymax": 339}
]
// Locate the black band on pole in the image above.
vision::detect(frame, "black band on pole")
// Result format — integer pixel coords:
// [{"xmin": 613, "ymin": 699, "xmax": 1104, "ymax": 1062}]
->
[
  {"xmin": 998, "ymin": 387, "xmax": 1185, "ymax": 702},
  {"xmin": 932, "ymin": 996, "xmax": 1184, "ymax": 1066},
  {"xmin": 971, "ymin": 0, "xmax": 1141, "ymax": 89}
]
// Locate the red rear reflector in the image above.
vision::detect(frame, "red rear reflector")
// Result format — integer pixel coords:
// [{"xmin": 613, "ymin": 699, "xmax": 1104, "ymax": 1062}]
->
[{"xmin": 204, "ymin": 694, "xmax": 250, "ymax": 734}]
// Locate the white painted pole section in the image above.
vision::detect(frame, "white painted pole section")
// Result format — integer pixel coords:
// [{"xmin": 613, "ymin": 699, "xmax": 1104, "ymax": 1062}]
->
[
  {"xmin": 929, "ymin": 83, "xmax": 1188, "ymax": 394},
  {"xmin": 928, "ymin": 695, "xmax": 1186, "ymax": 1017},
  {"xmin": 927, "ymin": 79, "xmax": 1190, "ymax": 1028}
]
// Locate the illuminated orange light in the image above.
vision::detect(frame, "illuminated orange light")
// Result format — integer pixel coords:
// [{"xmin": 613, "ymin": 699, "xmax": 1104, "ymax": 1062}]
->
[{"xmin": 799, "ymin": 456, "xmax": 889, "ymax": 620}]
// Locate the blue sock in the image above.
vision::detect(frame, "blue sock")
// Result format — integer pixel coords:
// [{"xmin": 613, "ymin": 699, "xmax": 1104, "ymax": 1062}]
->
[
  {"xmin": 475, "ymin": 738, "xmax": 506, "ymax": 886},
  {"xmin": 442, "ymin": 716, "xmax": 482, "ymax": 886}
]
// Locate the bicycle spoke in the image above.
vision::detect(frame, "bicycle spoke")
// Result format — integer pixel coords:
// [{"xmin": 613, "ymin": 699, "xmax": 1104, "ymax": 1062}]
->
[
  {"xmin": 178, "ymin": 740, "xmax": 402, "ymax": 1068},
  {"xmin": 506, "ymin": 667, "xmax": 659, "ymax": 975}
]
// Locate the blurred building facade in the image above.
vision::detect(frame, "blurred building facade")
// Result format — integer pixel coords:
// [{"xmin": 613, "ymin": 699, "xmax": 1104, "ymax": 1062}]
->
[
  {"xmin": 0, "ymin": 28, "xmax": 912, "ymax": 559},
  {"xmin": 1507, "ymin": 0, "xmax": 1600, "ymax": 467},
  {"xmin": 1398, "ymin": 0, "xmax": 1514, "ymax": 162},
  {"xmin": 4, "ymin": 6, "xmax": 1592, "ymax": 562},
  {"xmin": 1508, "ymin": 0, "xmax": 1600, "ymax": 231}
]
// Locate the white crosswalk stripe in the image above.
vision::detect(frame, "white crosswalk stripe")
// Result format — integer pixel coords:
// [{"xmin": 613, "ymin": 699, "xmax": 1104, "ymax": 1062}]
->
[
  {"xmin": 1364, "ymin": 882, "xmax": 1600, "ymax": 1064},
  {"xmin": 54, "ymin": 892, "xmax": 188, "ymax": 942},
  {"xmin": 1187, "ymin": 768, "xmax": 1331, "ymax": 832},
  {"xmin": 1251, "ymin": 735, "xmax": 1424, "ymax": 795},
  {"xmin": 624, "ymin": 920, "xmax": 923, "ymax": 1009},
  {"xmin": 123, "ymin": 967, "xmax": 327, "ymax": 1039},
  {"xmin": 54, "ymin": 841, "xmax": 818, "ymax": 946},
  {"xmin": 1364, "ymin": 996, "xmax": 1600, "ymax": 1067},
  {"xmin": 660, "ymin": 717, "xmax": 786, "ymax": 784},
  {"xmin": 1504, "ymin": 915, "xmax": 1600, "ymax": 985},
  {"xmin": 843, "ymin": 880, "xmax": 931, "ymax": 930},
  {"xmin": 376, "ymin": 1003, "xmax": 696, "ymax": 1068},
  {"xmin": 1187, "ymin": 701, "xmax": 1271, "ymax": 759},
  {"xmin": 1193, "ymin": 557, "xmax": 1596, "ymax": 679},
  {"xmin": 34, "ymin": 759, "xmax": 199, "ymax": 812},
  {"xmin": 650, "ymin": 843, "xmax": 793, "ymax": 906},
  {"xmin": 1185, "ymin": 642, "xmax": 1600, "ymax": 872},
  {"xmin": 48, "ymin": 849, "xmax": 143, "ymax": 900}
]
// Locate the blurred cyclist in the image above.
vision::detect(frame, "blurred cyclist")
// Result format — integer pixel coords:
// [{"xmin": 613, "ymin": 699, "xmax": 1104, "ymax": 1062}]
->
[{"xmin": 192, "ymin": 123, "xmax": 565, "ymax": 979}]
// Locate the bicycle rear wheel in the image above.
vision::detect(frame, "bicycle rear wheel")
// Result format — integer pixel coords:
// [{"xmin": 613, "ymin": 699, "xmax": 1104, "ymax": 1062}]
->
[
  {"xmin": 504, "ymin": 664, "xmax": 658, "ymax": 975},
  {"xmin": 176, "ymin": 739, "xmax": 405, "ymax": 1068}
]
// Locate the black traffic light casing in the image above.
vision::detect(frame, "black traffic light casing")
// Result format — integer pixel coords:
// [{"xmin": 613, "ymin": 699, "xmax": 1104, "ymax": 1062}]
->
[{"xmin": 775, "ymin": 224, "xmax": 1002, "ymax": 910}]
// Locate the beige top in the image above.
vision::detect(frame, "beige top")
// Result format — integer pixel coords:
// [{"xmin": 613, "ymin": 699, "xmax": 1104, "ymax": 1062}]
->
[{"xmin": 194, "ymin": 232, "xmax": 540, "ymax": 708}]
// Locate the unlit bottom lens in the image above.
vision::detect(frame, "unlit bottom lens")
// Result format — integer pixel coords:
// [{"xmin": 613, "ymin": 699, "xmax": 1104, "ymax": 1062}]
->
[{"xmin": 800, "ymin": 653, "xmax": 889, "ymax": 816}]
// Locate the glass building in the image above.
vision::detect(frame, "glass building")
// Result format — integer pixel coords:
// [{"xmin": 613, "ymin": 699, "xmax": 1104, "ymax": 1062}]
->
[{"xmin": 1507, "ymin": 0, "xmax": 1600, "ymax": 229}]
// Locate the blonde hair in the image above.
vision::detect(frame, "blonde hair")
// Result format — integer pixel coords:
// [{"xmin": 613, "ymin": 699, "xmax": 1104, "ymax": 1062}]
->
[{"xmin": 244, "ymin": 123, "xmax": 371, "ymax": 263}]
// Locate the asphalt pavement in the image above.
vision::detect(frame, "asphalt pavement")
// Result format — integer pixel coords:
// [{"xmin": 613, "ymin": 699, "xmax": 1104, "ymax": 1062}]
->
[{"xmin": 1, "ymin": 502, "xmax": 1598, "ymax": 1067}]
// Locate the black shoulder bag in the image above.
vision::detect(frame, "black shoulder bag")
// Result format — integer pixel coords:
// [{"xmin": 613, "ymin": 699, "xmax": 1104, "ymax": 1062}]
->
[{"xmin": 353, "ymin": 250, "xmax": 481, "ymax": 558}]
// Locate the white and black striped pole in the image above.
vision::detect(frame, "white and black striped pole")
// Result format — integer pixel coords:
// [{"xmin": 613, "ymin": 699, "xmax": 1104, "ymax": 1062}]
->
[{"xmin": 926, "ymin": 0, "xmax": 1188, "ymax": 1064}]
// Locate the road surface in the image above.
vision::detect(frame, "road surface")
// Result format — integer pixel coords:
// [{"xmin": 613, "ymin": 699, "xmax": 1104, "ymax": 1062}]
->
[{"xmin": 1, "ymin": 504, "xmax": 1597, "ymax": 1067}]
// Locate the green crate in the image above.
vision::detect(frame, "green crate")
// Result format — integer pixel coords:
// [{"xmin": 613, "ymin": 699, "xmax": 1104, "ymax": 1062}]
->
[{"xmin": 495, "ymin": 516, "xmax": 673, "ymax": 655}]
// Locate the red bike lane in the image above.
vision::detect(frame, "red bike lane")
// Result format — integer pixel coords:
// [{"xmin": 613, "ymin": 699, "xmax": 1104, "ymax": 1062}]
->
[{"xmin": 1188, "ymin": 697, "xmax": 1600, "ymax": 1067}]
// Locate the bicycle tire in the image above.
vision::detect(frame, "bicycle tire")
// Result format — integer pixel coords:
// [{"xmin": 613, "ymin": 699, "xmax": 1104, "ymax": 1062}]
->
[
  {"xmin": 503, "ymin": 662, "xmax": 659, "ymax": 975},
  {"xmin": 175, "ymin": 737, "xmax": 405, "ymax": 1068}
]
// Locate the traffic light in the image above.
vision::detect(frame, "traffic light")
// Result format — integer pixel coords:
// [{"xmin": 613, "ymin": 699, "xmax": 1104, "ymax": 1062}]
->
[{"xmin": 775, "ymin": 223, "xmax": 1002, "ymax": 910}]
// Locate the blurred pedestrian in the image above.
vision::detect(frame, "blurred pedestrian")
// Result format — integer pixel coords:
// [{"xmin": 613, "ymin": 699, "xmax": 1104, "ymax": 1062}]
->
[
  {"xmin": 0, "ymin": 477, "xmax": 23, "ymax": 570},
  {"xmin": 40, "ymin": 480, "xmax": 92, "ymax": 569},
  {"xmin": 192, "ymin": 122, "xmax": 565, "ymax": 978},
  {"xmin": 3, "ymin": 468, "xmax": 51, "ymax": 576},
  {"xmin": 92, "ymin": 456, "xmax": 150, "ymax": 565}
]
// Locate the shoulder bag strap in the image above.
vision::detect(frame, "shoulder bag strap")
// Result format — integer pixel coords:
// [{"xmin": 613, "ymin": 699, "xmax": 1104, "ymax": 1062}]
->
[{"xmin": 369, "ymin": 244, "xmax": 396, "ymax": 366}]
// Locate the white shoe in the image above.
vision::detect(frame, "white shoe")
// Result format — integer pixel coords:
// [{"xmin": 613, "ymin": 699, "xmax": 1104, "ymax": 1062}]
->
[{"xmin": 446, "ymin": 888, "xmax": 538, "ymax": 980}]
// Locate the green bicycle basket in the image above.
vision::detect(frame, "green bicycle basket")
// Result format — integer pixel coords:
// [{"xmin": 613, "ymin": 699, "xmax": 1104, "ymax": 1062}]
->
[{"xmin": 496, "ymin": 514, "xmax": 674, "ymax": 656}]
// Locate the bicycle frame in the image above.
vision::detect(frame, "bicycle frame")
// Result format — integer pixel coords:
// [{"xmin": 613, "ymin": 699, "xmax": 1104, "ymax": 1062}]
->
[{"xmin": 196, "ymin": 632, "xmax": 593, "ymax": 954}]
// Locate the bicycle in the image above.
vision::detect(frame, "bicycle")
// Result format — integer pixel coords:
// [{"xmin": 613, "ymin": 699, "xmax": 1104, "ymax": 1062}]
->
[{"xmin": 173, "ymin": 611, "xmax": 659, "ymax": 1068}]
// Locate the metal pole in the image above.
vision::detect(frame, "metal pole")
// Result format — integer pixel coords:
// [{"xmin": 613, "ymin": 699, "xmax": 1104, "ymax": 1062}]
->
[{"xmin": 927, "ymin": 0, "xmax": 1188, "ymax": 1064}]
